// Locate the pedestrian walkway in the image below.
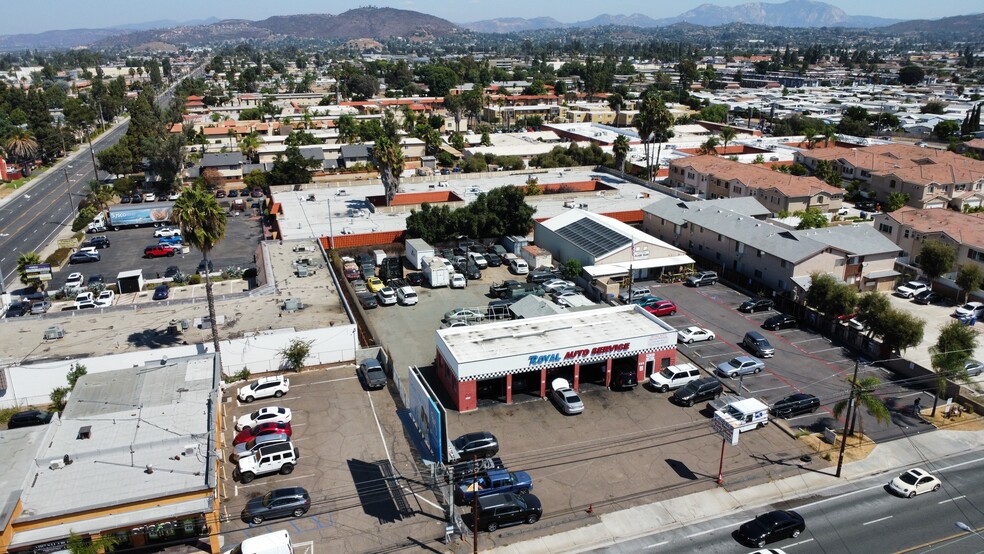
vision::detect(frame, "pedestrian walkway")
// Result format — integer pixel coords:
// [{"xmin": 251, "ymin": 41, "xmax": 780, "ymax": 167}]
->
[{"xmin": 485, "ymin": 427, "xmax": 984, "ymax": 553}]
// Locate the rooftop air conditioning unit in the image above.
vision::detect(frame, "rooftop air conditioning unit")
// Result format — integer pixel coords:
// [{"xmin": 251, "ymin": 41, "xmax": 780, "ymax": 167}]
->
[
  {"xmin": 49, "ymin": 459, "xmax": 64, "ymax": 470},
  {"xmin": 184, "ymin": 444, "xmax": 196, "ymax": 456}
]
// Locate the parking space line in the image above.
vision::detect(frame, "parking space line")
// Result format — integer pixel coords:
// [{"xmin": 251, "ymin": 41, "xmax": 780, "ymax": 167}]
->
[
  {"xmin": 697, "ymin": 352, "xmax": 738, "ymax": 360},
  {"xmin": 686, "ymin": 522, "xmax": 735, "ymax": 538},
  {"xmin": 791, "ymin": 337, "xmax": 827, "ymax": 345},
  {"xmin": 806, "ymin": 347, "xmax": 843, "ymax": 355},
  {"xmin": 746, "ymin": 385, "xmax": 792, "ymax": 394},
  {"xmin": 238, "ymin": 474, "xmax": 316, "ymax": 488},
  {"xmin": 292, "ymin": 376, "xmax": 358, "ymax": 387},
  {"xmin": 785, "ymin": 538, "xmax": 815, "ymax": 548},
  {"xmin": 645, "ymin": 541, "xmax": 669, "ymax": 548}
]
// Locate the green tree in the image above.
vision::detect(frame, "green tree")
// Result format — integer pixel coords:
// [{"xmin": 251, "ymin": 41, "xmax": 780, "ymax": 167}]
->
[
  {"xmin": 805, "ymin": 272, "xmax": 838, "ymax": 312},
  {"xmin": 878, "ymin": 309, "xmax": 925, "ymax": 354},
  {"xmin": 955, "ymin": 264, "xmax": 984, "ymax": 303},
  {"xmin": 634, "ymin": 92, "xmax": 674, "ymax": 182},
  {"xmin": 443, "ymin": 93, "xmax": 465, "ymax": 134},
  {"xmin": 898, "ymin": 65, "xmax": 926, "ymax": 86},
  {"xmin": 607, "ymin": 93, "xmax": 624, "ymax": 125},
  {"xmin": 933, "ymin": 120, "xmax": 959, "ymax": 141},
  {"xmin": 561, "ymin": 259, "xmax": 582, "ymax": 280},
  {"xmin": 243, "ymin": 169, "xmax": 267, "ymax": 189},
  {"xmin": 885, "ymin": 192, "xmax": 910, "ymax": 212},
  {"xmin": 920, "ymin": 100, "xmax": 947, "ymax": 114},
  {"xmin": 16, "ymin": 251, "xmax": 43, "ymax": 290},
  {"xmin": 915, "ymin": 240, "xmax": 956, "ymax": 280},
  {"xmin": 795, "ymin": 208, "xmax": 828, "ymax": 230},
  {"xmin": 268, "ymin": 145, "xmax": 320, "ymax": 186},
  {"xmin": 96, "ymin": 141, "xmax": 136, "ymax": 177},
  {"xmin": 719, "ymin": 126, "xmax": 737, "ymax": 154},
  {"xmin": 146, "ymin": 134, "xmax": 186, "ymax": 190},
  {"xmin": 238, "ymin": 132, "xmax": 261, "ymax": 162},
  {"xmin": 84, "ymin": 180, "xmax": 113, "ymax": 213},
  {"xmin": 66, "ymin": 530, "xmax": 119, "ymax": 554},
  {"xmin": 612, "ymin": 135, "xmax": 629, "ymax": 174},
  {"xmin": 928, "ymin": 322, "xmax": 978, "ymax": 416},
  {"xmin": 172, "ymin": 183, "xmax": 228, "ymax": 353},
  {"xmin": 833, "ymin": 375, "xmax": 889, "ymax": 447},
  {"xmin": 279, "ymin": 339, "xmax": 313, "ymax": 372},
  {"xmin": 50, "ymin": 363, "xmax": 87, "ymax": 412},
  {"xmin": 698, "ymin": 104, "xmax": 729, "ymax": 123},
  {"xmin": 373, "ymin": 138, "xmax": 405, "ymax": 206},
  {"xmin": 698, "ymin": 137, "xmax": 719, "ymax": 155},
  {"xmin": 5, "ymin": 131, "xmax": 39, "ymax": 167},
  {"xmin": 857, "ymin": 291, "xmax": 891, "ymax": 337}
]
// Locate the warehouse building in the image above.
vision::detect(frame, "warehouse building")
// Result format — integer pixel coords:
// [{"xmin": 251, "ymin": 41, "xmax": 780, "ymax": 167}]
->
[{"xmin": 435, "ymin": 305, "xmax": 679, "ymax": 412}]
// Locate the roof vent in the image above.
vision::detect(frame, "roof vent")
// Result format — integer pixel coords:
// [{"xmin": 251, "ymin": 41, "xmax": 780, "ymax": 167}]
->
[
  {"xmin": 49, "ymin": 460, "xmax": 64, "ymax": 470},
  {"xmin": 77, "ymin": 426, "xmax": 91, "ymax": 440},
  {"xmin": 145, "ymin": 464, "xmax": 154, "ymax": 474}
]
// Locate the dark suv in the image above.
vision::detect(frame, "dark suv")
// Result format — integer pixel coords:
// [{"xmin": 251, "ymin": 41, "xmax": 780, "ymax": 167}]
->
[
  {"xmin": 452, "ymin": 432, "xmax": 499, "ymax": 459},
  {"xmin": 472, "ymin": 492, "xmax": 542, "ymax": 532},
  {"xmin": 7, "ymin": 410, "xmax": 54, "ymax": 429},
  {"xmin": 240, "ymin": 486, "xmax": 311, "ymax": 524},
  {"xmin": 82, "ymin": 236, "xmax": 111, "ymax": 249},
  {"xmin": 672, "ymin": 377, "xmax": 724, "ymax": 407}
]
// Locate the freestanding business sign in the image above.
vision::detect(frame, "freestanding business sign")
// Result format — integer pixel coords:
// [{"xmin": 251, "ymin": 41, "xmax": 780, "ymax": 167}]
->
[{"xmin": 712, "ymin": 411, "xmax": 740, "ymax": 485}]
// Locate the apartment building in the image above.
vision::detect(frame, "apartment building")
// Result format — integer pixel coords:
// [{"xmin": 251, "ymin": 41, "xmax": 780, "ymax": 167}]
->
[{"xmin": 873, "ymin": 207, "xmax": 984, "ymax": 275}]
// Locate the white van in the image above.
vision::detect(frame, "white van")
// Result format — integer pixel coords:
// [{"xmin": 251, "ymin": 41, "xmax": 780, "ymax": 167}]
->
[
  {"xmin": 229, "ymin": 530, "xmax": 293, "ymax": 554},
  {"xmin": 509, "ymin": 258, "xmax": 529, "ymax": 275}
]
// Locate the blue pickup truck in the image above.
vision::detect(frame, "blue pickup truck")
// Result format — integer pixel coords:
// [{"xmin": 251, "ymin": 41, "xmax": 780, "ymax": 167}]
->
[{"xmin": 455, "ymin": 468, "xmax": 533, "ymax": 505}]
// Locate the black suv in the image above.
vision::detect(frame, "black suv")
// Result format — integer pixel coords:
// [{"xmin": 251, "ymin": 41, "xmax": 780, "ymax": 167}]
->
[
  {"xmin": 526, "ymin": 269, "xmax": 557, "ymax": 284},
  {"xmin": 82, "ymin": 236, "xmax": 111, "ymax": 249},
  {"xmin": 452, "ymin": 432, "xmax": 499, "ymax": 459},
  {"xmin": 672, "ymin": 377, "xmax": 723, "ymax": 407},
  {"xmin": 473, "ymin": 492, "xmax": 542, "ymax": 532},
  {"xmin": 240, "ymin": 486, "xmax": 311, "ymax": 524},
  {"xmin": 7, "ymin": 410, "xmax": 54, "ymax": 429},
  {"xmin": 770, "ymin": 393, "xmax": 820, "ymax": 418}
]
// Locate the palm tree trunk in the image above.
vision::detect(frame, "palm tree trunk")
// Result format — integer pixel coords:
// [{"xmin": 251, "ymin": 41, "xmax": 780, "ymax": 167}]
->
[
  {"xmin": 654, "ymin": 142, "xmax": 664, "ymax": 182},
  {"xmin": 203, "ymin": 253, "xmax": 220, "ymax": 353}
]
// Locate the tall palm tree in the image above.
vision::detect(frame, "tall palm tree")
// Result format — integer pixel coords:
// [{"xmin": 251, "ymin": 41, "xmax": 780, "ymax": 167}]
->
[
  {"xmin": 834, "ymin": 376, "xmax": 889, "ymax": 447},
  {"xmin": 84, "ymin": 180, "xmax": 113, "ymax": 213},
  {"xmin": 238, "ymin": 132, "xmax": 261, "ymax": 163},
  {"xmin": 635, "ymin": 92, "xmax": 675, "ymax": 182},
  {"xmin": 612, "ymin": 135, "xmax": 629, "ymax": 175},
  {"xmin": 373, "ymin": 137, "xmax": 405, "ymax": 206},
  {"xmin": 823, "ymin": 128, "xmax": 837, "ymax": 148},
  {"xmin": 5, "ymin": 131, "xmax": 39, "ymax": 166},
  {"xmin": 719, "ymin": 126, "xmax": 737, "ymax": 155},
  {"xmin": 928, "ymin": 322, "xmax": 977, "ymax": 417},
  {"xmin": 607, "ymin": 93, "xmax": 624, "ymax": 127},
  {"xmin": 172, "ymin": 183, "xmax": 228, "ymax": 354},
  {"xmin": 802, "ymin": 128, "xmax": 817, "ymax": 149}
]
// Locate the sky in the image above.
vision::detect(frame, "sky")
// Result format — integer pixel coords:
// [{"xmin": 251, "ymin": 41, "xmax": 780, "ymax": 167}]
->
[{"xmin": 7, "ymin": 0, "xmax": 982, "ymax": 35}]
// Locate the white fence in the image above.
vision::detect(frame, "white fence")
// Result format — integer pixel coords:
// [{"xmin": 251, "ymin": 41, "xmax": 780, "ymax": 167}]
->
[{"xmin": 0, "ymin": 324, "xmax": 357, "ymax": 409}]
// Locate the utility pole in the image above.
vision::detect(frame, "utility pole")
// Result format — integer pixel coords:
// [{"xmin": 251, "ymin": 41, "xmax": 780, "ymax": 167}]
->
[
  {"xmin": 86, "ymin": 128, "xmax": 98, "ymax": 177},
  {"xmin": 836, "ymin": 359, "xmax": 860, "ymax": 478},
  {"xmin": 472, "ymin": 456, "xmax": 479, "ymax": 554},
  {"xmin": 62, "ymin": 167, "xmax": 76, "ymax": 214}
]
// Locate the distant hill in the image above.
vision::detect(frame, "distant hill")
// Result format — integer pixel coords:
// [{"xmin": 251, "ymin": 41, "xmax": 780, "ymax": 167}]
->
[
  {"xmin": 461, "ymin": 0, "xmax": 901, "ymax": 32},
  {"xmin": 882, "ymin": 12, "xmax": 984, "ymax": 36},
  {"xmin": 111, "ymin": 17, "xmax": 221, "ymax": 31},
  {"xmin": 0, "ymin": 28, "xmax": 123, "ymax": 50}
]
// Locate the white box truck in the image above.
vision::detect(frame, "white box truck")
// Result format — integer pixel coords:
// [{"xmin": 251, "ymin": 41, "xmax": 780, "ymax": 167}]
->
[
  {"xmin": 405, "ymin": 239, "xmax": 435, "ymax": 270},
  {"xmin": 423, "ymin": 257, "xmax": 450, "ymax": 288},
  {"xmin": 713, "ymin": 397, "xmax": 769, "ymax": 433}
]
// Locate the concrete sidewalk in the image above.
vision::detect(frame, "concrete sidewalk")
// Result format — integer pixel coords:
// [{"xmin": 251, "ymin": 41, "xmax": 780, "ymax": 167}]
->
[{"xmin": 485, "ymin": 427, "xmax": 984, "ymax": 553}]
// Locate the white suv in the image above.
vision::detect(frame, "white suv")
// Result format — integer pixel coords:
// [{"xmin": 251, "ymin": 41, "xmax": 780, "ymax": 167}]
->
[
  {"xmin": 895, "ymin": 280, "xmax": 930, "ymax": 298},
  {"xmin": 397, "ymin": 286, "xmax": 418, "ymax": 305},
  {"xmin": 237, "ymin": 376, "xmax": 290, "ymax": 403},
  {"xmin": 648, "ymin": 363, "xmax": 702, "ymax": 393},
  {"xmin": 235, "ymin": 441, "xmax": 299, "ymax": 483}
]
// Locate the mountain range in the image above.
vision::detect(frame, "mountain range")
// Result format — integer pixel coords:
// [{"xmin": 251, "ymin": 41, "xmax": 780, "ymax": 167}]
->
[
  {"xmin": 0, "ymin": 1, "xmax": 979, "ymax": 51},
  {"xmin": 464, "ymin": 0, "xmax": 901, "ymax": 32}
]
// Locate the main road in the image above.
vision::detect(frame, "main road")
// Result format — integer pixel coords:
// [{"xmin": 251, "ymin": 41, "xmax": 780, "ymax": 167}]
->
[
  {"xmin": 588, "ymin": 451, "xmax": 984, "ymax": 553},
  {"xmin": 0, "ymin": 68, "xmax": 200, "ymax": 294}
]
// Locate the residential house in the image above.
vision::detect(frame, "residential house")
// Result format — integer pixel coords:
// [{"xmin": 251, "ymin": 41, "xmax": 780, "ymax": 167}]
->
[
  {"xmin": 642, "ymin": 198, "xmax": 901, "ymax": 295},
  {"xmin": 795, "ymin": 143, "xmax": 984, "ymax": 210},
  {"xmin": 667, "ymin": 155, "xmax": 844, "ymax": 213},
  {"xmin": 873, "ymin": 207, "xmax": 984, "ymax": 277},
  {"xmin": 199, "ymin": 152, "xmax": 245, "ymax": 182}
]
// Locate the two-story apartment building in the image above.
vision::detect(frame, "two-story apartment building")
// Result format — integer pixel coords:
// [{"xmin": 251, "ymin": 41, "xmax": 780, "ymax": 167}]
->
[
  {"xmin": 873, "ymin": 207, "xmax": 984, "ymax": 277},
  {"xmin": 795, "ymin": 143, "xmax": 984, "ymax": 210},
  {"xmin": 642, "ymin": 197, "xmax": 901, "ymax": 295},
  {"xmin": 667, "ymin": 155, "xmax": 844, "ymax": 214}
]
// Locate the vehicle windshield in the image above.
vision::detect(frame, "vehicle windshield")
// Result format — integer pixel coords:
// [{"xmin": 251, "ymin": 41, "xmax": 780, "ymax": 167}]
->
[
  {"xmin": 960, "ymin": 303, "xmax": 976, "ymax": 310},
  {"xmin": 658, "ymin": 368, "xmax": 676, "ymax": 378},
  {"xmin": 899, "ymin": 472, "xmax": 919, "ymax": 485},
  {"xmin": 261, "ymin": 491, "xmax": 274, "ymax": 506}
]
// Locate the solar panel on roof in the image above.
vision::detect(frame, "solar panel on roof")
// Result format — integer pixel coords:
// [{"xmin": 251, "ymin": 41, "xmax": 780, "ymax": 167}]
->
[{"xmin": 555, "ymin": 218, "xmax": 631, "ymax": 258}]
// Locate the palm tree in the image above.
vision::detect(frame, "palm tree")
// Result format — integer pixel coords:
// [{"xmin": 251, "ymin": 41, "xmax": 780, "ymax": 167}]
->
[
  {"xmin": 6, "ymin": 131, "xmax": 39, "ymax": 167},
  {"xmin": 802, "ymin": 128, "xmax": 817, "ymax": 149},
  {"xmin": 823, "ymin": 128, "xmax": 837, "ymax": 148},
  {"xmin": 612, "ymin": 135, "xmax": 629, "ymax": 175},
  {"xmin": 373, "ymin": 137, "xmax": 405, "ymax": 206},
  {"xmin": 238, "ymin": 132, "xmax": 261, "ymax": 163},
  {"xmin": 698, "ymin": 137, "xmax": 720, "ymax": 155},
  {"xmin": 16, "ymin": 251, "xmax": 43, "ymax": 290},
  {"xmin": 172, "ymin": 183, "xmax": 228, "ymax": 354},
  {"xmin": 834, "ymin": 376, "xmax": 889, "ymax": 447},
  {"xmin": 928, "ymin": 322, "xmax": 977, "ymax": 417},
  {"xmin": 634, "ymin": 93, "xmax": 674, "ymax": 182},
  {"xmin": 607, "ymin": 93, "xmax": 624, "ymax": 127},
  {"xmin": 84, "ymin": 180, "xmax": 113, "ymax": 213},
  {"xmin": 719, "ymin": 126, "xmax": 737, "ymax": 155}
]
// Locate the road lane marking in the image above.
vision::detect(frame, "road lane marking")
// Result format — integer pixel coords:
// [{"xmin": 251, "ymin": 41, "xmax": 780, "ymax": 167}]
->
[
  {"xmin": 685, "ymin": 522, "xmax": 735, "ymax": 538},
  {"xmin": 863, "ymin": 516, "xmax": 893, "ymax": 525},
  {"xmin": 645, "ymin": 541, "xmax": 668, "ymax": 548},
  {"xmin": 938, "ymin": 495, "xmax": 966, "ymax": 504},
  {"xmin": 785, "ymin": 538, "xmax": 814, "ymax": 547},
  {"xmin": 747, "ymin": 385, "xmax": 792, "ymax": 393}
]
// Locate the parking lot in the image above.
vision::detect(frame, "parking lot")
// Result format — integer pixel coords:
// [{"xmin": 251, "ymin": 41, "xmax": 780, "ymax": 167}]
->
[
  {"xmin": 358, "ymin": 261, "xmax": 828, "ymax": 545},
  {"xmin": 50, "ymin": 210, "xmax": 263, "ymax": 292},
  {"xmin": 219, "ymin": 368, "xmax": 448, "ymax": 553}
]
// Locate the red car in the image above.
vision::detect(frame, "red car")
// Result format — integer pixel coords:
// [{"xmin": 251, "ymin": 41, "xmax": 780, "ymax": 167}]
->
[
  {"xmin": 232, "ymin": 421, "xmax": 292, "ymax": 446},
  {"xmin": 144, "ymin": 244, "xmax": 176, "ymax": 258},
  {"xmin": 644, "ymin": 300, "xmax": 678, "ymax": 317}
]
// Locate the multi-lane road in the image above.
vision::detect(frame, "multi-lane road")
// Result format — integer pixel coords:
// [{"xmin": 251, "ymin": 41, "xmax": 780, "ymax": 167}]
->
[{"xmin": 590, "ymin": 450, "xmax": 984, "ymax": 553}]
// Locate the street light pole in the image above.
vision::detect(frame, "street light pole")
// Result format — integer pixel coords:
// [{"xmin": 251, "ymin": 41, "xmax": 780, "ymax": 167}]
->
[
  {"xmin": 62, "ymin": 167, "xmax": 76, "ymax": 213},
  {"xmin": 836, "ymin": 359, "xmax": 860, "ymax": 478},
  {"xmin": 956, "ymin": 521, "xmax": 984, "ymax": 542},
  {"xmin": 86, "ymin": 128, "xmax": 98, "ymax": 178}
]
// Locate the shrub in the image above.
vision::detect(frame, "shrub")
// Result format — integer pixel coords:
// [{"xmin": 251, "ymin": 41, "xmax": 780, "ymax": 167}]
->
[
  {"xmin": 223, "ymin": 367, "xmax": 251, "ymax": 384},
  {"xmin": 44, "ymin": 248, "xmax": 73, "ymax": 267},
  {"xmin": 188, "ymin": 274, "xmax": 202, "ymax": 285}
]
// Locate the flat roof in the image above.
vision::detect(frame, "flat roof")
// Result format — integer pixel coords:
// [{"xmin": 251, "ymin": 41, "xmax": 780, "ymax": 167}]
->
[
  {"xmin": 274, "ymin": 168, "xmax": 664, "ymax": 240},
  {"xmin": 0, "ymin": 426, "xmax": 52, "ymax": 533},
  {"xmin": 17, "ymin": 354, "xmax": 218, "ymax": 525}
]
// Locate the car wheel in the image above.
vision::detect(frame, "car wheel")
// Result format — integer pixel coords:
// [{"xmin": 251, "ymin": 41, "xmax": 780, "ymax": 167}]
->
[
  {"xmin": 487, "ymin": 522, "xmax": 498, "ymax": 532},
  {"xmin": 526, "ymin": 514, "xmax": 540, "ymax": 524},
  {"xmin": 274, "ymin": 390, "xmax": 284, "ymax": 398},
  {"xmin": 659, "ymin": 385, "xmax": 669, "ymax": 393},
  {"xmin": 686, "ymin": 339, "xmax": 693, "ymax": 344},
  {"xmin": 240, "ymin": 471, "xmax": 255, "ymax": 484},
  {"xmin": 243, "ymin": 396, "xmax": 254, "ymax": 403},
  {"xmin": 167, "ymin": 251, "xmax": 175, "ymax": 257},
  {"xmin": 669, "ymin": 310, "xmax": 676, "ymax": 315},
  {"xmin": 754, "ymin": 368, "xmax": 762, "ymax": 374},
  {"xmin": 932, "ymin": 483, "xmax": 940, "ymax": 492},
  {"xmin": 251, "ymin": 515, "xmax": 264, "ymax": 524},
  {"xmin": 907, "ymin": 491, "xmax": 916, "ymax": 498},
  {"xmin": 685, "ymin": 399, "xmax": 694, "ymax": 407},
  {"xmin": 280, "ymin": 463, "xmax": 294, "ymax": 475},
  {"xmin": 517, "ymin": 488, "xmax": 529, "ymax": 495},
  {"xmin": 792, "ymin": 529, "xmax": 801, "ymax": 538},
  {"xmin": 293, "ymin": 508, "xmax": 307, "ymax": 517}
]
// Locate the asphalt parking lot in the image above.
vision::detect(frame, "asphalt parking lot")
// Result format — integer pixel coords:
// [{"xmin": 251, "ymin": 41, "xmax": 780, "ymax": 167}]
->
[
  {"xmin": 51, "ymin": 211, "xmax": 262, "ymax": 291},
  {"xmin": 219, "ymin": 368, "xmax": 448, "ymax": 553},
  {"xmin": 650, "ymin": 282, "xmax": 935, "ymax": 442}
]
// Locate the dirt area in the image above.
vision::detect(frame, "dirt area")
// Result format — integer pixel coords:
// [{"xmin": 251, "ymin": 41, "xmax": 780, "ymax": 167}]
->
[
  {"xmin": 798, "ymin": 432, "xmax": 877, "ymax": 465},
  {"xmin": 919, "ymin": 407, "xmax": 984, "ymax": 431}
]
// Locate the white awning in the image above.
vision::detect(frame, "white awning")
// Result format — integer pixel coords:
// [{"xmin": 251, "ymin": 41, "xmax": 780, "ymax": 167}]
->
[{"xmin": 583, "ymin": 255, "xmax": 696, "ymax": 278}]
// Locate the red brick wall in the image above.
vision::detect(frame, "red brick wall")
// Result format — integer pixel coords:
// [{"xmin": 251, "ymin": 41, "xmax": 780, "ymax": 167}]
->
[{"xmin": 320, "ymin": 230, "xmax": 406, "ymax": 249}]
